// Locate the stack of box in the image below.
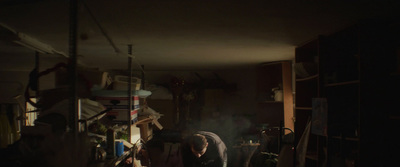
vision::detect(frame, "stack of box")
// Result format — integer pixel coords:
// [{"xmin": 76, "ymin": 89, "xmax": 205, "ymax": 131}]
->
[{"xmin": 95, "ymin": 96, "xmax": 140, "ymax": 123}]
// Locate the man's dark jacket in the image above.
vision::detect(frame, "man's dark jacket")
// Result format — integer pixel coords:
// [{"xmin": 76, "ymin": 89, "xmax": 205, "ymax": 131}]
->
[{"xmin": 182, "ymin": 131, "xmax": 227, "ymax": 167}]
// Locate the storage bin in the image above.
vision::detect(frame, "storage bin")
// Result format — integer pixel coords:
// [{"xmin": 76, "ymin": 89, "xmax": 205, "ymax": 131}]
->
[{"xmin": 112, "ymin": 75, "xmax": 141, "ymax": 91}]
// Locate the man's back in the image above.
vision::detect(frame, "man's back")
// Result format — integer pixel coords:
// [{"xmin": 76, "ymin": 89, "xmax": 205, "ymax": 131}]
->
[{"xmin": 182, "ymin": 131, "xmax": 227, "ymax": 167}]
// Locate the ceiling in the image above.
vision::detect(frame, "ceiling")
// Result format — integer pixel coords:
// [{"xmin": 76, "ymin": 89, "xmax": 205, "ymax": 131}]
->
[{"xmin": 1, "ymin": 0, "xmax": 399, "ymax": 72}]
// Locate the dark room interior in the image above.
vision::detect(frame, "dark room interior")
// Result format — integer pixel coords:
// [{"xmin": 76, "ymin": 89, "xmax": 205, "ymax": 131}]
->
[{"xmin": 1, "ymin": 0, "xmax": 400, "ymax": 167}]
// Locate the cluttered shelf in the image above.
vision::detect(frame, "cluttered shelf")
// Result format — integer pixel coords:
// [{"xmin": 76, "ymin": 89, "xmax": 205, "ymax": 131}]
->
[
  {"xmin": 91, "ymin": 150, "xmax": 132, "ymax": 167},
  {"xmin": 86, "ymin": 132, "xmax": 134, "ymax": 167},
  {"xmin": 86, "ymin": 131, "xmax": 136, "ymax": 167}
]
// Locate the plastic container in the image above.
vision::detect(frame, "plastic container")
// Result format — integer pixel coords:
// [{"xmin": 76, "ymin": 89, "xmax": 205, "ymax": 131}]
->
[
  {"xmin": 113, "ymin": 75, "xmax": 141, "ymax": 90},
  {"xmin": 115, "ymin": 141, "xmax": 124, "ymax": 157}
]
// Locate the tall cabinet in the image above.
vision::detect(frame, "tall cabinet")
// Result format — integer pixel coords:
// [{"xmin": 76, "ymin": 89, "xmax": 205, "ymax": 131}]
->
[
  {"xmin": 256, "ymin": 61, "xmax": 293, "ymax": 140},
  {"xmin": 295, "ymin": 19, "xmax": 400, "ymax": 167},
  {"xmin": 321, "ymin": 20, "xmax": 399, "ymax": 167},
  {"xmin": 294, "ymin": 36, "xmax": 326, "ymax": 167}
]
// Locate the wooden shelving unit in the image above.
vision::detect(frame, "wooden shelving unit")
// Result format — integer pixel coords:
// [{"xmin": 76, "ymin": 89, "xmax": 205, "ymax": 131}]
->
[
  {"xmin": 321, "ymin": 20, "xmax": 400, "ymax": 167},
  {"xmin": 294, "ymin": 36, "xmax": 326, "ymax": 167},
  {"xmin": 256, "ymin": 61, "xmax": 294, "ymax": 134},
  {"xmin": 295, "ymin": 19, "xmax": 400, "ymax": 167}
]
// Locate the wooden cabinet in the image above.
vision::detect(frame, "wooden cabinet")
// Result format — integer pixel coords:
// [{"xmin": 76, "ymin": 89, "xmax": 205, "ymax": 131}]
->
[
  {"xmin": 294, "ymin": 36, "xmax": 326, "ymax": 167},
  {"xmin": 319, "ymin": 25, "xmax": 360, "ymax": 167},
  {"xmin": 256, "ymin": 61, "xmax": 293, "ymax": 135},
  {"xmin": 322, "ymin": 20, "xmax": 400, "ymax": 167},
  {"xmin": 295, "ymin": 19, "xmax": 400, "ymax": 167}
]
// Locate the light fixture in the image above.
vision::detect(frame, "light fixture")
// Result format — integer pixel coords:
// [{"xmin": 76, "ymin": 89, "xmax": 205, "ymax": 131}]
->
[
  {"xmin": 14, "ymin": 32, "xmax": 68, "ymax": 58},
  {"xmin": 1, "ymin": 22, "xmax": 67, "ymax": 57},
  {"xmin": 14, "ymin": 32, "xmax": 54, "ymax": 54}
]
